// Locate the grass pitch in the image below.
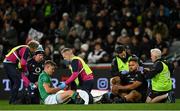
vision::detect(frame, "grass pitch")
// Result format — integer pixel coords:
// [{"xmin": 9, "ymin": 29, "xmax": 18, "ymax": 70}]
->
[{"xmin": 0, "ymin": 100, "xmax": 180, "ymax": 110}]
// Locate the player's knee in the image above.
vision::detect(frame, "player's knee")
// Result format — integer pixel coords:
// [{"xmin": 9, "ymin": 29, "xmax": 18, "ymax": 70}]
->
[
  {"xmin": 111, "ymin": 76, "xmax": 121, "ymax": 85},
  {"xmin": 66, "ymin": 90, "xmax": 74, "ymax": 96}
]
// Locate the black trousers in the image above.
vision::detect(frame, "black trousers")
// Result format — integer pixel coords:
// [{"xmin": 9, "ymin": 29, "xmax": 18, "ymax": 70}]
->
[
  {"xmin": 81, "ymin": 80, "xmax": 94, "ymax": 104},
  {"xmin": 80, "ymin": 80, "xmax": 94, "ymax": 93},
  {"xmin": 70, "ymin": 79, "xmax": 94, "ymax": 104},
  {"xmin": 3, "ymin": 63, "xmax": 21, "ymax": 104}
]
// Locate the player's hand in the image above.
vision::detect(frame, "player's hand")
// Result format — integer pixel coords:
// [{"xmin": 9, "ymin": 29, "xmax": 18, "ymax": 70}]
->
[
  {"xmin": 138, "ymin": 66, "xmax": 144, "ymax": 73},
  {"xmin": 58, "ymin": 82, "xmax": 66, "ymax": 89},
  {"xmin": 29, "ymin": 82, "xmax": 37, "ymax": 90},
  {"xmin": 111, "ymin": 85, "xmax": 119, "ymax": 95},
  {"xmin": 121, "ymin": 70, "xmax": 129, "ymax": 75}
]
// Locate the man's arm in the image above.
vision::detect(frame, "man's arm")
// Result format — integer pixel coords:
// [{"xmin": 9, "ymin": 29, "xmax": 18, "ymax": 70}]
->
[
  {"xmin": 65, "ymin": 59, "xmax": 80, "ymax": 85},
  {"xmin": 111, "ymin": 58, "xmax": 120, "ymax": 77},
  {"xmin": 43, "ymin": 83, "xmax": 60, "ymax": 94},
  {"xmin": 117, "ymin": 81, "xmax": 142, "ymax": 91},
  {"xmin": 20, "ymin": 47, "xmax": 30, "ymax": 72},
  {"xmin": 144, "ymin": 61, "xmax": 163, "ymax": 79}
]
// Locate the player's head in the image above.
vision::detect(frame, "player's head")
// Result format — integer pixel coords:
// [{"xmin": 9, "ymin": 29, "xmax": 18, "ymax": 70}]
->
[
  {"xmin": 27, "ymin": 40, "xmax": 39, "ymax": 53},
  {"xmin": 150, "ymin": 48, "xmax": 161, "ymax": 62},
  {"xmin": 115, "ymin": 45, "xmax": 126, "ymax": 58},
  {"xmin": 44, "ymin": 60, "xmax": 57, "ymax": 75},
  {"xmin": 128, "ymin": 57, "xmax": 139, "ymax": 72},
  {"xmin": 34, "ymin": 45, "xmax": 44, "ymax": 62},
  {"xmin": 61, "ymin": 48, "xmax": 73, "ymax": 61}
]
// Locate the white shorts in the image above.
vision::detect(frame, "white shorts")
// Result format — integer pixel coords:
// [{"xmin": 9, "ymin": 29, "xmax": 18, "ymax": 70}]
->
[{"xmin": 44, "ymin": 90, "xmax": 64, "ymax": 105}]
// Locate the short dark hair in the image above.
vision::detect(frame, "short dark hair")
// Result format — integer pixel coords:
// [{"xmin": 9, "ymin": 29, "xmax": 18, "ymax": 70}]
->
[
  {"xmin": 129, "ymin": 57, "xmax": 139, "ymax": 63},
  {"xmin": 44, "ymin": 60, "xmax": 57, "ymax": 67},
  {"xmin": 115, "ymin": 45, "xmax": 126, "ymax": 53},
  {"xmin": 27, "ymin": 40, "xmax": 39, "ymax": 49}
]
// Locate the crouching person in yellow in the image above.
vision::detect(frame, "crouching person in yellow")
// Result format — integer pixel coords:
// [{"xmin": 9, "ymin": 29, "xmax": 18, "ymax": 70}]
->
[{"xmin": 38, "ymin": 60, "xmax": 74, "ymax": 104}]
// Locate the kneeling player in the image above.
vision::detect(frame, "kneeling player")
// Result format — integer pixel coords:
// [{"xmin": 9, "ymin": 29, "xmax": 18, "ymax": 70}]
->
[{"xmin": 38, "ymin": 60, "xmax": 89, "ymax": 104}]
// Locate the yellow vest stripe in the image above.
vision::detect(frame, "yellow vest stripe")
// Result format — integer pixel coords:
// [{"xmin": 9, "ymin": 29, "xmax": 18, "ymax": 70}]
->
[{"xmin": 69, "ymin": 56, "xmax": 92, "ymax": 85}]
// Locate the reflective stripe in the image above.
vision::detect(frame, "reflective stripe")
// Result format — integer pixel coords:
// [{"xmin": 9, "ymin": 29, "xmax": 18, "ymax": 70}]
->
[
  {"xmin": 3, "ymin": 59, "xmax": 13, "ymax": 63},
  {"xmin": 5, "ymin": 45, "xmax": 28, "ymax": 57},
  {"xmin": 5, "ymin": 45, "xmax": 29, "ymax": 69},
  {"xmin": 69, "ymin": 56, "xmax": 92, "ymax": 85}
]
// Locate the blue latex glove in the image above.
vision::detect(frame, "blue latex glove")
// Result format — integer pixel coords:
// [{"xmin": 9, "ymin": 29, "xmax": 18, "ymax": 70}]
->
[
  {"xmin": 58, "ymin": 82, "xmax": 66, "ymax": 89},
  {"xmin": 138, "ymin": 66, "xmax": 144, "ymax": 73},
  {"xmin": 29, "ymin": 82, "xmax": 36, "ymax": 90},
  {"xmin": 121, "ymin": 70, "xmax": 129, "ymax": 75},
  {"xmin": 24, "ymin": 71, "xmax": 29, "ymax": 76}
]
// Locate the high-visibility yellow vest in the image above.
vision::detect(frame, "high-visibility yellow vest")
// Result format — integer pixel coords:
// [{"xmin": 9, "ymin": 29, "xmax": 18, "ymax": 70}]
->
[
  {"xmin": 5, "ymin": 45, "xmax": 29, "ymax": 69},
  {"xmin": 116, "ymin": 56, "xmax": 131, "ymax": 72},
  {"xmin": 152, "ymin": 62, "xmax": 172, "ymax": 91},
  {"xmin": 69, "ymin": 56, "xmax": 92, "ymax": 85}
]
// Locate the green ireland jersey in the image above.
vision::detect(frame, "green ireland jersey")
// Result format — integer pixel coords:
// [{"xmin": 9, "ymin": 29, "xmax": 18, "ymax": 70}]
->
[{"xmin": 38, "ymin": 71, "xmax": 52, "ymax": 101}]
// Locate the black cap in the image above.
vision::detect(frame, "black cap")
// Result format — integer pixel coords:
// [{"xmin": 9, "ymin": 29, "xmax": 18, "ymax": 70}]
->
[
  {"xmin": 115, "ymin": 45, "xmax": 126, "ymax": 53},
  {"xmin": 35, "ymin": 51, "xmax": 44, "ymax": 55}
]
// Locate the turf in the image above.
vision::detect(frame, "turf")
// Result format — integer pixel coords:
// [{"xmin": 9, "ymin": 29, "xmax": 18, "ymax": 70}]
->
[{"xmin": 0, "ymin": 100, "xmax": 180, "ymax": 110}]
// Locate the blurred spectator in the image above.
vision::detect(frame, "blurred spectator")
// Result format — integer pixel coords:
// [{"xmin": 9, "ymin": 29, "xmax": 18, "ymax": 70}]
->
[
  {"xmin": 170, "ymin": 21, "xmax": 180, "ymax": 41},
  {"xmin": 143, "ymin": 19, "xmax": 153, "ymax": 39},
  {"xmin": 103, "ymin": 34, "xmax": 115, "ymax": 59},
  {"xmin": 44, "ymin": 46, "xmax": 52, "ymax": 60},
  {"xmin": 122, "ymin": 16, "xmax": 135, "ymax": 37},
  {"xmin": 140, "ymin": 33, "xmax": 154, "ymax": 62},
  {"xmin": 81, "ymin": 20, "xmax": 94, "ymax": 42},
  {"xmin": 99, "ymin": 53, "xmax": 111, "ymax": 63},
  {"xmin": 156, "ymin": 4, "xmax": 170, "ymax": 23},
  {"xmin": 71, "ymin": 13, "xmax": 84, "ymax": 37},
  {"xmin": 128, "ymin": 36, "xmax": 141, "ymax": 57},
  {"xmin": 61, "ymin": 12, "xmax": 72, "ymax": 29},
  {"xmin": 154, "ymin": 33, "xmax": 169, "ymax": 57},
  {"xmin": 46, "ymin": 20, "xmax": 57, "ymax": 44},
  {"xmin": 152, "ymin": 20, "xmax": 169, "ymax": 40},
  {"xmin": 1, "ymin": 20, "xmax": 17, "ymax": 55},
  {"xmin": 67, "ymin": 26, "xmax": 79, "ymax": 47},
  {"xmin": 108, "ymin": 19, "xmax": 120, "ymax": 37},
  {"xmin": 94, "ymin": 20, "xmax": 108, "ymax": 39},
  {"xmin": 115, "ymin": 28, "xmax": 131, "ymax": 46},
  {"xmin": 78, "ymin": 43, "xmax": 89, "ymax": 62},
  {"xmin": 73, "ymin": 38, "xmax": 81, "ymax": 53},
  {"xmin": 87, "ymin": 42, "xmax": 107, "ymax": 64},
  {"xmin": 55, "ymin": 21, "xmax": 69, "ymax": 40},
  {"xmin": 53, "ymin": 37, "xmax": 65, "ymax": 67}
]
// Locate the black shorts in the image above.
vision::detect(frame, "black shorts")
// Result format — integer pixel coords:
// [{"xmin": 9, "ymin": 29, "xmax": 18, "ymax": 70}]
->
[{"xmin": 148, "ymin": 90, "xmax": 169, "ymax": 99}]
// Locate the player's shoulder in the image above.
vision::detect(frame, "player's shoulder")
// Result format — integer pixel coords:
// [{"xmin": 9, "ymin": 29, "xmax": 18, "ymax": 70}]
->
[
  {"xmin": 39, "ymin": 71, "xmax": 47, "ymax": 77},
  {"xmin": 112, "ymin": 57, "xmax": 117, "ymax": 62},
  {"xmin": 27, "ymin": 58, "xmax": 35, "ymax": 63},
  {"xmin": 71, "ymin": 59, "xmax": 79, "ymax": 64}
]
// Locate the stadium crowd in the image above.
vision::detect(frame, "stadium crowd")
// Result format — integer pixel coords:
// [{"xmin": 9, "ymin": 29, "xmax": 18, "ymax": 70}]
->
[
  {"xmin": 0, "ymin": 0, "xmax": 179, "ymax": 67},
  {"xmin": 0, "ymin": 0, "xmax": 179, "ymax": 105}
]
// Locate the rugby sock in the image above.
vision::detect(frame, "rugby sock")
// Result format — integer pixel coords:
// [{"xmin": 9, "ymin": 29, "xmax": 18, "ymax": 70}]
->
[{"xmin": 71, "ymin": 92, "xmax": 78, "ymax": 100}]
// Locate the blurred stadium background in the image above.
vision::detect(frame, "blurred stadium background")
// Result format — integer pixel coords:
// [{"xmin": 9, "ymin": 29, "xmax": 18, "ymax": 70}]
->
[{"xmin": 0, "ymin": 0, "xmax": 180, "ymax": 110}]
